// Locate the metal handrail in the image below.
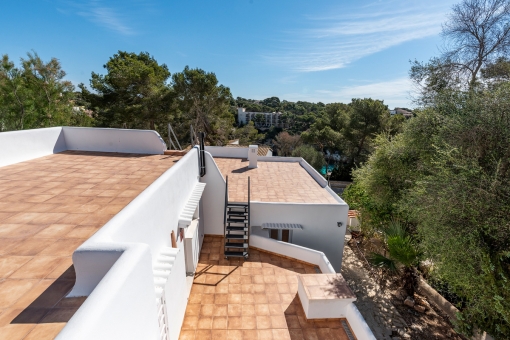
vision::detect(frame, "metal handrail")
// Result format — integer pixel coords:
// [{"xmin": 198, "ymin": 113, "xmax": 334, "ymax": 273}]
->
[
  {"xmin": 199, "ymin": 132, "xmax": 206, "ymax": 177},
  {"xmin": 224, "ymin": 176, "xmax": 228, "ymax": 241},
  {"xmin": 247, "ymin": 176, "xmax": 250, "ymax": 255}
]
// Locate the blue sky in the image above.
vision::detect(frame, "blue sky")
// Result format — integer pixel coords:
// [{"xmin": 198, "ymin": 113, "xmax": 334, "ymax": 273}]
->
[{"xmin": 1, "ymin": 0, "xmax": 457, "ymax": 108}]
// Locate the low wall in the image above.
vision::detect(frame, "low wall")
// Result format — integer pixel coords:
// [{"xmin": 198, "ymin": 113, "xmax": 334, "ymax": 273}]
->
[
  {"xmin": 0, "ymin": 127, "xmax": 168, "ymax": 168},
  {"xmin": 200, "ymin": 151, "xmax": 226, "ymax": 235},
  {"xmin": 71, "ymin": 148, "xmax": 199, "ymax": 296},
  {"xmin": 0, "ymin": 127, "xmax": 66, "ymax": 167},
  {"xmin": 205, "ymin": 146, "xmax": 248, "ymax": 158},
  {"xmin": 345, "ymin": 303, "xmax": 377, "ymax": 340},
  {"xmin": 57, "ymin": 243, "xmax": 159, "ymax": 340},
  {"xmin": 64, "ymin": 148, "xmax": 200, "ymax": 339},
  {"xmin": 249, "ymin": 234, "xmax": 335, "ymax": 273},
  {"xmin": 251, "ymin": 202, "xmax": 347, "ymax": 271},
  {"xmin": 249, "ymin": 234, "xmax": 375, "ymax": 339},
  {"xmin": 63, "ymin": 127, "xmax": 167, "ymax": 154}
]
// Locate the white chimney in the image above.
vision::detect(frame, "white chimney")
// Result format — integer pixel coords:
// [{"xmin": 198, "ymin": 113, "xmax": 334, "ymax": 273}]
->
[{"xmin": 248, "ymin": 145, "xmax": 258, "ymax": 168}]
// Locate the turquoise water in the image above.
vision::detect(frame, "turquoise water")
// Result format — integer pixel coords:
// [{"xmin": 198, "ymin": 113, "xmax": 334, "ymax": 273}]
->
[{"xmin": 320, "ymin": 165, "xmax": 335, "ymax": 175}]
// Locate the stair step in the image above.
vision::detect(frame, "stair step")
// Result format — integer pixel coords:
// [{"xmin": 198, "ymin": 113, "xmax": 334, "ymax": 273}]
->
[
  {"xmin": 227, "ymin": 219, "xmax": 248, "ymax": 224},
  {"xmin": 225, "ymin": 242, "xmax": 248, "ymax": 248},
  {"xmin": 225, "ymin": 251, "xmax": 248, "ymax": 258},
  {"xmin": 226, "ymin": 234, "xmax": 248, "ymax": 240},
  {"xmin": 227, "ymin": 203, "xmax": 248, "ymax": 207},
  {"xmin": 227, "ymin": 211, "xmax": 247, "ymax": 216},
  {"xmin": 226, "ymin": 226, "xmax": 248, "ymax": 231}
]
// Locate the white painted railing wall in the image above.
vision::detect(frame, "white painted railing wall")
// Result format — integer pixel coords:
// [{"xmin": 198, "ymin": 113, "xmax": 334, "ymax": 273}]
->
[
  {"xmin": 0, "ymin": 127, "xmax": 66, "ymax": 167},
  {"xmin": 57, "ymin": 243, "xmax": 160, "ymax": 340},
  {"xmin": 63, "ymin": 127, "xmax": 167, "ymax": 154},
  {"xmin": 205, "ymin": 146, "xmax": 249, "ymax": 158},
  {"xmin": 200, "ymin": 151, "xmax": 227, "ymax": 235},
  {"xmin": 248, "ymin": 235, "xmax": 375, "ymax": 340},
  {"xmin": 62, "ymin": 148, "xmax": 200, "ymax": 339},
  {"xmin": 0, "ymin": 127, "xmax": 167, "ymax": 168},
  {"xmin": 250, "ymin": 234, "xmax": 335, "ymax": 273}
]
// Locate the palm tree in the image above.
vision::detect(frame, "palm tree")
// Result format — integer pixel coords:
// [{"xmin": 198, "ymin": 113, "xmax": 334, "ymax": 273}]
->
[{"xmin": 369, "ymin": 220, "xmax": 421, "ymax": 295}]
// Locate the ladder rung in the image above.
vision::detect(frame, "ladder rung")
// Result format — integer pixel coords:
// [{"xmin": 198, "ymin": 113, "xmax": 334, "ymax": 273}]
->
[
  {"xmin": 226, "ymin": 234, "xmax": 247, "ymax": 240},
  {"xmin": 225, "ymin": 242, "xmax": 248, "ymax": 248},
  {"xmin": 226, "ymin": 226, "xmax": 248, "ymax": 231}
]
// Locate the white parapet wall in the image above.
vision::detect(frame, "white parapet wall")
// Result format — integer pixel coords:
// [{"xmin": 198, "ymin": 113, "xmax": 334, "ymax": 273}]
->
[
  {"xmin": 57, "ymin": 243, "xmax": 160, "ymax": 340},
  {"xmin": 200, "ymin": 151, "xmax": 227, "ymax": 235},
  {"xmin": 0, "ymin": 126, "xmax": 168, "ymax": 168},
  {"xmin": 0, "ymin": 127, "xmax": 67, "ymax": 167},
  {"xmin": 250, "ymin": 234, "xmax": 336, "ymax": 273},
  {"xmin": 63, "ymin": 127, "xmax": 167, "ymax": 154},
  {"xmin": 205, "ymin": 145, "xmax": 249, "ymax": 158},
  {"xmin": 63, "ymin": 147, "xmax": 200, "ymax": 339}
]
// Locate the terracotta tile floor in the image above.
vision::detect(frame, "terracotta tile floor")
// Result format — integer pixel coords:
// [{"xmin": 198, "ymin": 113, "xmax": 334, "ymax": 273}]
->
[
  {"xmin": 0, "ymin": 151, "xmax": 181, "ymax": 339},
  {"xmin": 180, "ymin": 236, "xmax": 351, "ymax": 340},
  {"xmin": 213, "ymin": 158, "xmax": 338, "ymax": 204}
]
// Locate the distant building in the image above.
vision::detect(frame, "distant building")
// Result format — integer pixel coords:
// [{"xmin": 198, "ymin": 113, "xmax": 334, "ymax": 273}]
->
[
  {"xmin": 390, "ymin": 107, "xmax": 413, "ymax": 119},
  {"xmin": 237, "ymin": 107, "xmax": 284, "ymax": 128}
]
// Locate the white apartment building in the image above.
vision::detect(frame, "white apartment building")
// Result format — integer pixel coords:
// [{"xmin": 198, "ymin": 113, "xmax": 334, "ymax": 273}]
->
[
  {"xmin": 237, "ymin": 107, "xmax": 284, "ymax": 128},
  {"xmin": 0, "ymin": 127, "xmax": 375, "ymax": 339}
]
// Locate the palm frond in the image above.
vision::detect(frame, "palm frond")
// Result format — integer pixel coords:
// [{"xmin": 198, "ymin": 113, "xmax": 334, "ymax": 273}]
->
[
  {"xmin": 387, "ymin": 235, "xmax": 420, "ymax": 267},
  {"xmin": 368, "ymin": 252, "xmax": 399, "ymax": 273},
  {"xmin": 383, "ymin": 219, "xmax": 406, "ymax": 238}
]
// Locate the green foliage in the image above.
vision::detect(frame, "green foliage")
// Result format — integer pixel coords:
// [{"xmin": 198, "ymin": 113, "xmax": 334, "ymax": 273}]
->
[
  {"xmin": 85, "ymin": 51, "xmax": 171, "ymax": 131},
  {"xmin": 291, "ymin": 145, "xmax": 325, "ymax": 172},
  {"xmin": 352, "ymin": 83, "xmax": 510, "ymax": 337},
  {"xmin": 0, "ymin": 52, "xmax": 76, "ymax": 130},
  {"xmin": 233, "ymin": 121, "xmax": 263, "ymax": 145},
  {"xmin": 172, "ymin": 66, "xmax": 233, "ymax": 145}
]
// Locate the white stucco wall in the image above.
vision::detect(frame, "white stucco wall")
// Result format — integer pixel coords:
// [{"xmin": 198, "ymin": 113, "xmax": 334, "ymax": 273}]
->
[
  {"xmin": 205, "ymin": 146, "xmax": 249, "ymax": 158},
  {"xmin": 249, "ymin": 234, "xmax": 335, "ymax": 273},
  {"xmin": 249, "ymin": 234, "xmax": 374, "ymax": 340},
  {"xmin": 345, "ymin": 303, "xmax": 377, "ymax": 340},
  {"xmin": 0, "ymin": 127, "xmax": 66, "ymax": 167},
  {"xmin": 251, "ymin": 202, "xmax": 348, "ymax": 271},
  {"xmin": 200, "ymin": 151, "xmax": 226, "ymax": 235},
  {"xmin": 63, "ymin": 127, "xmax": 167, "ymax": 154},
  {"xmin": 57, "ymin": 243, "xmax": 160, "ymax": 340},
  {"xmin": 0, "ymin": 127, "xmax": 168, "ymax": 169},
  {"xmin": 64, "ymin": 148, "xmax": 200, "ymax": 339}
]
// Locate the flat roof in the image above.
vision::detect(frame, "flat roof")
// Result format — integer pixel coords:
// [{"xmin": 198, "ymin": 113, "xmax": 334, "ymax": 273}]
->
[
  {"xmin": 0, "ymin": 151, "xmax": 181, "ymax": 339},
  {"xmin": 180, "ymin": 235, "xmax": 352, "ymax": 340},
  {"xmin": 214, "ymin": 158, "xmax": 339, "ymax": 204}
]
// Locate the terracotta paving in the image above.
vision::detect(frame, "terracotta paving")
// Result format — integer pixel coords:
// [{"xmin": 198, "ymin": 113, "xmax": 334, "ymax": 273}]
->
[
  {"xmin": 213, "ymin": 158, "xmax": 338, "ymax": 204},
  {"xmin": 179, "ymin": 236, "xmax": 351, "ymax": 340},
  {"xmin": 0, "ymin": 151, "xmax": 181, "ymax": 339}
]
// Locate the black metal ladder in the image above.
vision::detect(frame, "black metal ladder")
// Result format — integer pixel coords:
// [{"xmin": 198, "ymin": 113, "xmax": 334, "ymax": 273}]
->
[{"xmin": 224, "ymin": 176, "xmax": 250, "ymax": 259}]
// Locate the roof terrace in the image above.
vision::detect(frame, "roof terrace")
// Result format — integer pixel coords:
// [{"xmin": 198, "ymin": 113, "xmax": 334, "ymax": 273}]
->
[
  {"xmin": 214, "ymin": 158, "xmax": 338, "ymax": 204},
  {"xmin": 180, "ymin": 235, "xmax": 353, "ymax": 340},
  {"xmin": 0, "ymin": 151, "xmax": 181, "ymax": 339}
]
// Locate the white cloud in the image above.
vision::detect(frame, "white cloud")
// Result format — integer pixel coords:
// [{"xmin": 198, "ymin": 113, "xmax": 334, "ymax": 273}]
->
[
  {"xmin": 266, "ymin": 2, "xmax": 452, "ymax": 72},
  {"xmin": 73, "ymin": 1, "xmax": 134, "ymax": 35}
]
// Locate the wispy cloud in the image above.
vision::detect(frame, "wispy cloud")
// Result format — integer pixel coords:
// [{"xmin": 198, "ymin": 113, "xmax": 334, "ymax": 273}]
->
[
  {"xmin": 281, "ymin": 78, "xmax": 414, "ymax": 108},
  {"xmin": 69, "ymin": 1, "xmax": 134, "ymax": 35},
  {"xmin": 324, "ymin": 77, "xmax": 414, "ymax": 104},
  {"xmin": 266, "ymin": 2, "xmax": 452, "ymax": 72}
]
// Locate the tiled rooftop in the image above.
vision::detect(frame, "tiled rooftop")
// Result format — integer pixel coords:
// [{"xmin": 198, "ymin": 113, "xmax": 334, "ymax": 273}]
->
[
  {"xmin": 0, "ymin": 151, "xmax": 181, "ymax": 339},
  {"xmin": 214, "ymin": 158, "xmax": 338, "ymax": 204},
  {"xmin": 180, "ymin": 236, "xmax": 351, "ymax": 340}
]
